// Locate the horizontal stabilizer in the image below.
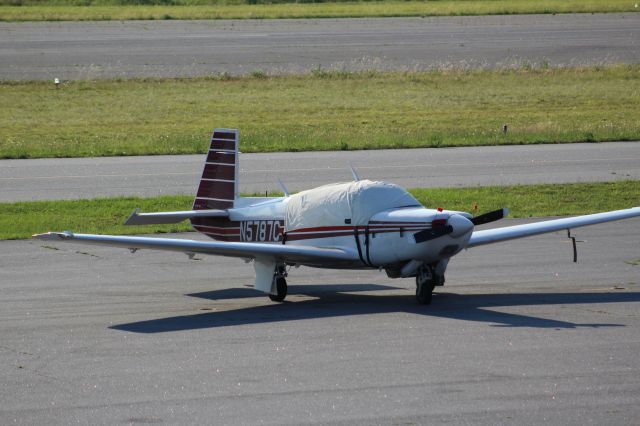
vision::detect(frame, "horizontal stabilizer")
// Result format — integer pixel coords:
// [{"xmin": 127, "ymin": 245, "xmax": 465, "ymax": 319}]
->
[{"xmin": 124, "ymin": 208, "xmax": 228, "ymax": 225}]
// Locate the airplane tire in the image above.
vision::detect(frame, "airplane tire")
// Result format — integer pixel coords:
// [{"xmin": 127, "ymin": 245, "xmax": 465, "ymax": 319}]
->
[
  {"xmin": 415, "ymin": 269, "xmax": 435, "ymax": 305},
  {"xmin": 416, "ymin": 281, "xmax": 434, "ymax": 305},
  {"xmin": 269, "ymin": 276, "xmax": 287, "ymax": 302}
]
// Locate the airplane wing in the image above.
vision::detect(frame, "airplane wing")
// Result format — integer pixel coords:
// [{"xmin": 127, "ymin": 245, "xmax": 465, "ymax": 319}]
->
[
  {"xmin": 33, "ymin": 231, "xmax": 359, "ymax": 266},
  {"xmin": 467, "ymin": 207, "xmax": 640, "ymax": 248}
]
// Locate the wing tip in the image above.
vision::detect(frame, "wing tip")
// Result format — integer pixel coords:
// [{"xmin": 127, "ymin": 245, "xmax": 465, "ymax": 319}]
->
[
  {"xmin": 32, "ymin": 231, "xmax": 73, "ymax": 240},
  {"xmin": 124, "ymin": 208, "xmax": 141, "ymax": 226}
]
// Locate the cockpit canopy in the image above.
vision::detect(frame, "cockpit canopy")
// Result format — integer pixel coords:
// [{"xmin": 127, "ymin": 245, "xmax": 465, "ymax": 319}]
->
[{"xmin": 285, "ymin": 180, "xmax": 422, "ymax": 231}]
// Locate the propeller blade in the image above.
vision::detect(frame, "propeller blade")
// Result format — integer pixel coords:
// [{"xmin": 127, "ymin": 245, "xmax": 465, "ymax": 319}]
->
[
  {"xmin": 471, "ymin": 208, "xmax": 509, "ymax": 226},
  {"xmin": 413, "ymin": 225, "xmax": 453, "ymax": 243}
]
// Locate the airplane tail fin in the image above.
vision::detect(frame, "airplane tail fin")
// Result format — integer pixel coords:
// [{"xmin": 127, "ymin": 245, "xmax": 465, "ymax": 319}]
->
[{"xmin": 193, "ymin": 128, "xmax": 239, "ymax": 211}]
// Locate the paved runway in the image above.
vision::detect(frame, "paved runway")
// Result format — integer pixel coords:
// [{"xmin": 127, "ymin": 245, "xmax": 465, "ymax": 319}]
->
[
  {"xmin": 1, "ymin": 13, "xmax": 639, "ymax": 80},
  {"xmin": 1, "ymin": 142, "xmax": 639, "ymax": 202},
  {"xmin": 1, "ymin": 218, "xmax": 639, "ymax": 424}
]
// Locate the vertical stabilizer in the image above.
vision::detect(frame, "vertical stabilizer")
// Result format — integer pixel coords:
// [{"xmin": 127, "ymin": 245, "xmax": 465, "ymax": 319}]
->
[{"xmin": 193, "ymin": 129, "xmax": 239, "ymax": 211}]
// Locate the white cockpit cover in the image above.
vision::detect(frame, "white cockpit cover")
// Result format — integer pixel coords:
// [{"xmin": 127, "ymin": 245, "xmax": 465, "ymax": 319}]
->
[{"xmin": 285, "ymin": 180, "xmax": 421, "ymax": 231}]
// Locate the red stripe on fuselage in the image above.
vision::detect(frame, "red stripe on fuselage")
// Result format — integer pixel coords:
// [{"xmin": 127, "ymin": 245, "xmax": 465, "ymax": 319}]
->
[
  {"xmin": 284, "ymin": 222, "xmax": 432, "ymax": 241},
  {"xmin": 288, "ymin": 223, "xmax": 431, "ymax": 233},
  {"xmin": 200, "ymin": 233, "xmax": 240, "ymax": 242},
  {"xmin": 193, "ymin": 219, "xmax": 434, "ymax": 242},
  {"xmin": 369, "ymin": 220, "xmax": 431, "ymax": 226},
  {"xmin": 193, "ymin": 225, "xmax": 241, "ymax": 234}
]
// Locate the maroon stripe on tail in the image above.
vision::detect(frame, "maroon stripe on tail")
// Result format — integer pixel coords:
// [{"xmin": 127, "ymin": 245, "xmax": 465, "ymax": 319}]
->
[
  {"xmin": 210, "ymin": 139, "xmax": 236, "ymax": 150},
  {"xmin": 193, "ymin": 129, "xmax": 239, "ymax": 211},
  {"xmin": 202, "ymin": 163, "xmax": 235, "ymax": 180},
  {"xmin": 196, "ymin": 181, "xmax": 235, "ymax": 200},
  {"xmin": 206, "ymin": 151, "xmax": 235, "ymax": 164},
  {"xmin": 193, "ymin": 198, "xmax": 233, "ymax": 210},
  {"xmin": 213, "ymin": 131, "xmax": 236, "ymax": 141}
]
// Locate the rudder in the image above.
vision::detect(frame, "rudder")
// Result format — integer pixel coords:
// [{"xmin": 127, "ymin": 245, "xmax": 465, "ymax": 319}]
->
[{"xmin": 193, "ymin": 128, "xmax": 239, "ymax": 211}]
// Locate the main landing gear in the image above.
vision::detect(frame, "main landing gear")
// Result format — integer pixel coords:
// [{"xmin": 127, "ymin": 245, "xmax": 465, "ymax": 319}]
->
[
  {"xmin": 268, "ymin": 264, "xmax": 288, "ymax": 302},
  {"xmin": 415, "ymin": 265, "xmax": 444, "ymax": 305}
]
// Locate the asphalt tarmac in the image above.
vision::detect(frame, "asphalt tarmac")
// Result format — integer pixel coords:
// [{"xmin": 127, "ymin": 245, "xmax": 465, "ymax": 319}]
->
[
  {"xmin": 1, "ymin": 13, "xmax": 639, "ymax": 80},
  {"xmin": 2, "ymin": 218, "xmax": 639, "ymax": 424},
  {"xmin": 2, "ymin": 142, "xmax": 638, "ymax": 202},
  {"xmin": 2, "ymin": 11, "xmax": 640, "ymax": 424}
]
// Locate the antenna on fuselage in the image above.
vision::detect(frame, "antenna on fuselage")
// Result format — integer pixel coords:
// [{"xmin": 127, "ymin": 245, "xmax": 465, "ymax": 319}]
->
[
  {"xmin": 277, "ymin": 178, "xmax": 290, "ymax": 197},
  {"xmin": 349, "ymin": 162, "xmax": 361, "ymax": 182}
]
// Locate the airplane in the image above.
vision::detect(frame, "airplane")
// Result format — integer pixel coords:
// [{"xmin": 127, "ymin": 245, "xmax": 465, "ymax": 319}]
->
[{"xmin": 34, "ymin": 128, "xmax": 640, "ymax": 305}]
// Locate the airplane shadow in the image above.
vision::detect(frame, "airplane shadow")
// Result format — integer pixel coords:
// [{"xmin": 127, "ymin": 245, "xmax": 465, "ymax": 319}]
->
[
  {"xmin": 187, "ymin": 283, "xmax": 401, "ymax": 301},
  {"xmin": 110, "ymin": 284, "xmax": 640, "ymax": 333}
]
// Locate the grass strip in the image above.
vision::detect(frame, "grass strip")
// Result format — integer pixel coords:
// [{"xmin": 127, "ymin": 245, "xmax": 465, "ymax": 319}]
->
[
  {"xmin": 2, "ymin": 181, "xmax": 638, "ymax": 240},
  {"xmin": 0, "ymin": 1, "xmax": 637, "ymax": 22},
  {"xmin": 2, "ymin": 66, "xmax": 640, "ymax": 159}
]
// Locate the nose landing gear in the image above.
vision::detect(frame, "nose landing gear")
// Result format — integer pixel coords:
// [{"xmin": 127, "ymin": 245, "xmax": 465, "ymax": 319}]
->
[{"xmin": 415, "ymin": 265, "xmax": 443, "ymax": 305}]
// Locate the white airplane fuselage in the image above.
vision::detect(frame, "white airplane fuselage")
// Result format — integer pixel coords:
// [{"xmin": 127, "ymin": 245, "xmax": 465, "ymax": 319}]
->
[{"xmin": 204, "ymin": 195, "xmax": 474, "ymax": 272}]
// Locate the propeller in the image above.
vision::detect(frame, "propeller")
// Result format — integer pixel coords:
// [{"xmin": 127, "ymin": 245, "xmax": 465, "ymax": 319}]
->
[
  {"xmin": 413, "ymin": 209, "xmax": 507, "ymax": 244},
  {"xmin": 413, "ymin": 221, "xmax": 453, "ymax": 243},
  {"xmin": 470, "ymin": 208, "xmax": 509, "ymax": 226},
  {"xmin": 413, "ymin": 215, "xmax": 474, "ymax": 243}
]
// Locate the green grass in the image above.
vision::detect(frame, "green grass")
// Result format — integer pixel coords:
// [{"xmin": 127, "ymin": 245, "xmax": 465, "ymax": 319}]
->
[
  {"xmin": 0, "ymin": 0, "xmax": 636, "ymax": 21},
  {"xmin": 2, "ymin": 181, "xmax": 638, "ymax": 240},
  {"xmin": 411, "ymin": 181, "xmax": 640, "ymax": 218},
  {"xmin": 4, "ymin": 196, "xmax": 192, "ymax": 240},
  {"xmin": 2, "ymin": 66, "xmax": 640, "ymax": 159}
]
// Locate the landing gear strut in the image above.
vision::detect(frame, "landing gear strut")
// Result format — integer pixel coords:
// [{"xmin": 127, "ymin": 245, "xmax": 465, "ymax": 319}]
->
[
  {"xmin": 268, "ymin": 264, "xmax": 288, "ymax": 302},
  {"xmin": 415, "ymin": 265, "xmax": 443, "ymax": 305}
]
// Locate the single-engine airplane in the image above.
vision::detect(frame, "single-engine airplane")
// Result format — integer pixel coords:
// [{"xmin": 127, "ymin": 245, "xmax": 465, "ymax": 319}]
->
[{"xmin": 34, "ymin": 129, "xmax": 640, "ymax": 304}]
